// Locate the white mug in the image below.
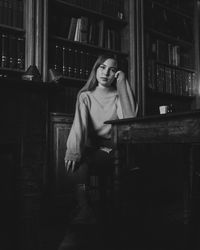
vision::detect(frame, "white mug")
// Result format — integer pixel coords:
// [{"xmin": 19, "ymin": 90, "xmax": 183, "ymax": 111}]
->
[{"xmin": 159, "ymin": 105, "xmax": 169, "ymax": 114}]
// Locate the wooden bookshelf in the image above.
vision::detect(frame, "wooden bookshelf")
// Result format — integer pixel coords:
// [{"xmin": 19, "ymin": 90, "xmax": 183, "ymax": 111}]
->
[
  {"xmin": 142, "ymin": 0, "xmax": 197, "ymax": 115},
  {"xmin": 0, "ymin": 0, "xmax": 25, "ymax": 76},
  {"xmin": 47, "ymin": 0, "xmax": 130, "ymax": 114}
]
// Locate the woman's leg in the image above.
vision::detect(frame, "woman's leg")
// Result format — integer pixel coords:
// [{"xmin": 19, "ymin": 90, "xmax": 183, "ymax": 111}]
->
[
  {"xmin": 68, "ymin": 162, "xmax": 96, "ymax": 224},
  {"xmin": 88, "ymin": 149, "xmax": 114, "ymax": 222}
]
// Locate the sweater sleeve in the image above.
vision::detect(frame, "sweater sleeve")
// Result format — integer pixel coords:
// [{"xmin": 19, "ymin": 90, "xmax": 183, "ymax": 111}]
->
[
  {"xmin": 64, "ymin": 94, "xmax": 89, "ymax": 162},
  {"xmin": 116, "ymin": 79, "xmax": 138, "ymax": 118}
]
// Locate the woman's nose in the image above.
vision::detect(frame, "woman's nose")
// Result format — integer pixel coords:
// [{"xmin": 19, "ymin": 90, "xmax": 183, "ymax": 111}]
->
[{"xmin": 103, "ymin": 68, "xmax": 109, "ymax": 76}]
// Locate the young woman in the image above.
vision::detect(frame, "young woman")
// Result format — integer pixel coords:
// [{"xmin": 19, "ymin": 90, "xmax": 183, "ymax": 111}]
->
[{"xmin": 64, "ymin": 54, "xmax": 138, "ymax": 224}]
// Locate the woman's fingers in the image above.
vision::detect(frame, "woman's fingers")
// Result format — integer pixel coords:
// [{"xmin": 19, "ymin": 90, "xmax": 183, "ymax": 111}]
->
[
  {"xmin": 65, "ymin": 160, "xmax": 71, "ymax": 172},
  {"xmin": 115, "ymin": 71, "xmax": 120, "ymax": 78},
  {"xmin": 71, "ymin": 161, "xmax": 76, "ymax": 172},
  {"xmin": 115, "ymin": 70, "xmax": 125, "ymax": 81},
  {"xmin": 65, "ymin": 160, "xmax": 77, "ymax": 173}
]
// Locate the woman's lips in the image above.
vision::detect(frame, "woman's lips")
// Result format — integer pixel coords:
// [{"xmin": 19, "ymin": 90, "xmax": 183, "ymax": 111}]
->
[{"xmin": 100, "ymin": 77, "xmax": 108, "ymax": 81}]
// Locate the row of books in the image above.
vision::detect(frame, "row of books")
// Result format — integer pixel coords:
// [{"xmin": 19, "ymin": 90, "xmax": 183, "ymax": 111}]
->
[
  {"xmin": 144, "ymin": 2, "xmax": 193, "ymax": 42},
  {"xmin": 0, "ymin": 0, "xmax": 23, "ymax": 28},
  {"xmin": 51, "ymin": 15, "xmax": 121, "ymax": 50},
  {"xmin": 49, "ymin": 41, "xmax": 98, "ymax": 79},
  {"xmin": 147, "ymin": 61, "xmax": 195, "ymax": 97},
  {"xmin": 61, "ymin": 0, "xmax": 124, "ymax": 19},
  {"xmin": 146, "ymin": 36, "xmax": 194, "ymax": 69},
  {"xmin": 0, "ymin": 32, "xmax": 25, "ymax": 70}
]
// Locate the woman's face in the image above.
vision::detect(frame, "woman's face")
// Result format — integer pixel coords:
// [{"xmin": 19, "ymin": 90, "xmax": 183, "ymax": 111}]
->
[{"xmin": 96, "ymin": 58, "xmax": 117, "ymax": 88}]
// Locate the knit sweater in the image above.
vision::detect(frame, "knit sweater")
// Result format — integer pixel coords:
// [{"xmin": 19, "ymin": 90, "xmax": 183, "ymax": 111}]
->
[{"xmin": 65, "ymin": 81, "xmax": 137, "ymax": 162}]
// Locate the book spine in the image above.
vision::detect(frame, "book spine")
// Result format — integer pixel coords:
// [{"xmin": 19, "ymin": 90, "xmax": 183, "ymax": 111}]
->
[
  {"xmin": 1, "ymin": 33, "xmax": 9, "ymax": 68},
  {"xmin": 88, "ymin": 20, "xmax": 98, "ymax": 45},
  {"xmin": 79, "ymin": 49, "xmax": 84, "ymax": 79},
  {"xmin": 62, "ymin": 45, "xmax": 67, "ymax": 76},
  {"xmin": 80, "ymin": 16, "xmax": 88, "ymax": 43},
  {"xmin": 9, "ymin": 34, "xmax": 17, "ymax": 68},
  {"xmin": 53, "ymin": 43, "xmax": 62, "ymax": 72},
  {"xmin": 3, "ymin": 0, "xmax": 9, "ymax": 25},
  {"xmin": 7, "ymin": 0, "xmax": 12, "ymax": 26},
  {"xmin": 85, "ymin": 52, "xmax": 90, "ymax": 79},
  {"xmin": 164, "ymin": 66, "xmax": 172, "ymax": 94},
  {"xmin": 16, "ymin": 36, "xmax": 25, "ymax": 69},
  {"xmin": 73, "ymin": 48, "xmax": 79, "ymax": 78},
  {"xmin": 0, "ymin": 0, "xmax": 3, "ymax": 24},
  {"xmin": 18, "ymin": 0, "xmax": 24, "ymax": 28},
  {"xmin": 67, "ymin": 17, "xmax": 77, "ymax": 41},
  {"xmin": 67, "ymin": 47, "xmax": 73, "ymax": 77},
  {"xmin": 98, "ymin": 19, "xmax": 104, "ymax": 47},
  {"xmin": 15, "ymin": 0, "xmax": 23, "ymax": 28},
  {"xmin": 12, "ymin": 0, "xmax": 17, "ymax": 27},
  {"xmin": 74, "ymin": 18, "xmax": 81, "ymax": 42}
]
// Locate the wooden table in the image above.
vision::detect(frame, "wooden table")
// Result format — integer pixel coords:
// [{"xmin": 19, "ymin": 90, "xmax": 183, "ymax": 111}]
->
[{"xmin": 105, "ymin": 110, "xmax": 200, "ymax": 247}]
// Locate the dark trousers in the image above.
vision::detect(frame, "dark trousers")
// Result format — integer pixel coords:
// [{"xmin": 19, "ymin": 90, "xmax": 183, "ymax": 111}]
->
[{"xmin": 69, "ymin": 147, "xmax": 114, "ymax": 186}]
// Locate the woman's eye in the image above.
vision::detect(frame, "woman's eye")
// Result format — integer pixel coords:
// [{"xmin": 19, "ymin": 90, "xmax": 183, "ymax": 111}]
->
[
  {"xmin": 99, "ymin": 65, "xmax": 105, "ymax": 69},
  {"xmin": 110, "ymin": 68, "xmax": 117, "ymax": 73}
]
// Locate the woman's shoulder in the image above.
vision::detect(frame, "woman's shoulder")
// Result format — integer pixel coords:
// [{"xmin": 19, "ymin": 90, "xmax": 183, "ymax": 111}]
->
[{"xmin": 78, "ymin": 91, "xmax": 92, "ymax": 104}]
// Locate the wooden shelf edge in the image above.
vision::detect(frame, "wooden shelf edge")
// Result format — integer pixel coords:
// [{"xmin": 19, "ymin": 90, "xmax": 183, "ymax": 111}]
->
[
  {"xmin": 49, "ymin": 35, "xmax": 128, "ymax": 56},
  {"xmin": 0, "ymin": 24, "xmax": 25, "ymax": 33},
  {"xmin": 53, "ymin": 0, "xmax": 127, "ymax": 25}
]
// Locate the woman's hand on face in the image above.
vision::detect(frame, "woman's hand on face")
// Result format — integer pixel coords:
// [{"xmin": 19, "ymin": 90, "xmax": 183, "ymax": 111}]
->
[
  {"xmin": 115, "ymin": 70, "xmax": 125, "ymax": 82},
  {"xmin": 65, "ymin": 160, "xmax": 78, "ymax": 173}
]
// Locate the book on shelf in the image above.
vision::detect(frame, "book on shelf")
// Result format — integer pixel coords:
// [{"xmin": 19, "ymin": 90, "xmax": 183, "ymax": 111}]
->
[
  {"xmin": 88, "ymin": 19, "xmax": 98, "ymax": 45},
  {"xmin": 69, "ymin": 16, "xmax": 98, "ymax": 44},
  {"xmin": 79, "ymin": 49, "xmax": 85, "ymax": 79},
  {"xmin": 147, "ymin": 60, "xmax": 156, "ymax": 91},
  {"xmin": 67, "ymin": 17, "xmax": 78, "ymax": 41},
  {"xmin": 0, "ymin": 0, "xmax": 3, "ymax": 24},
  {"xmin": 104, "ymin": 27, "xmax": 119, "ymax": 50},
  {"xmin": 164, "ymin": 66, "xmax": 172, "ymax": 94},
  {"xmin": 1, "ymin": 33, "xmax": 9, "ymax": 68},
  {"xmin": 147, "ymin": 60, "xmax": 196, "ymax": 97},
  {"xmin": 155, "ymin": 64, "xmax": 165, "ymax": 93},
  {"xmin": 180, "ymin": 50, "xmax": 194, "ymax": 69},
  {"xmin": 74, "ymin": 18, "xmax": 81, "ymax": 42},
  {"xmin": 62, "ymin": 45, "xmax": 68, "ymax": 76},
  {"xmin": 73, "ymin": 48, "xmax": 79, "ymax": 77},
  {"xmin": 0, "ymin": 32, "xmax": 25, "ymax": 70},
  {"xmin": 156, "ymin": 39, "xmax": 168, "ymax": 64},
  {"xmin": 16, "ymin": 36, "xmax": 25, "ymax": 69},
  {"xmin": 73, "ymin": 16, "xmax": 89, "ymax": 43},
  {"xmin": 7, "ymin": 0, "xmax": 12, "ymax": 26},
  {"xmin": 53, "ymin": 43, "xmax": 62, "ymax": 72},
  {"xmin": 79, "ymin": 16, "xmax": 88, "ymax": 43},
  {"xmin": 12, "ymin": 0, "xmax": 18, "ymax": 27},
  {"xmin": 98, "ymin": 19, "xmax": 105, "ymax": 47},
  {"xmin": 2, "ymin": 0, "xmax": 8, "ymax": 25},
  {"xmin": 147, "ymin": 36, "xmax": 183, "ymax": 67},
  {"xmin": 65, "ymin": 47, "xmax": 73, "ymax": 77},
  {"xmin": 9, "ymin": 34, "xmax": 17, "ymax": 68},
  {"xmin": 2, "ymin": 0, "xmax": 13, "ymax": 26},
  {"xmin": 17, "ymin": 0, "xmax": 23, "ymax": 28},
  {"xmin": 49, "ymin": 40, "xmax": 99, "ymax": 80},
  {"xmin": 0, "ymin": 0, "xmax": 24, "ymax": 28}
]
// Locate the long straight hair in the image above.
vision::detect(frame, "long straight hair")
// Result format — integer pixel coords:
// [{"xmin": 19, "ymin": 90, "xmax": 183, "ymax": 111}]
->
[{"xmin": 77, "ymin": 54, "xmax": 118, "ymax": 98}]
